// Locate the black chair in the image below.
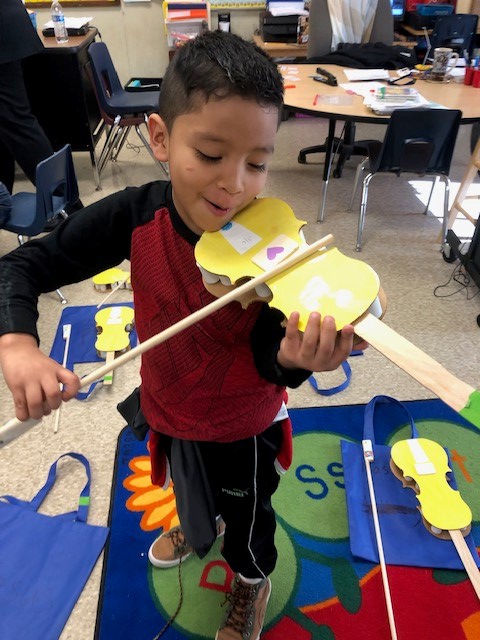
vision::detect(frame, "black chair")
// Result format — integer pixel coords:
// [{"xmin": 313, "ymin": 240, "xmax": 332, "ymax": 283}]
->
[
  {"xmin": 87, "ymin": 42, "xmax": 168, "ymax": 184},
  {"xmin": 347, "ymin": 108, "xmax": 462, "ymax": 252},
  {"xmin": 0, "ymin": 144, "xmax": 80, "ymax": 303},
  {"xmin": 298, "ymin": 0, "xmax": 394, "ymax": 178},
  {"xmin": 427, "ymin": 14, "xmax": 478, "ymax": 63}
]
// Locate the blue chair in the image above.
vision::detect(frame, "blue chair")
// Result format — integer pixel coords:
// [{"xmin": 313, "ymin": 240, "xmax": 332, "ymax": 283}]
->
[
  {"xmin": 427, "ymin": 14, "xmax": 478, "ymax": 63},
  {"xmin": 348, "ymin": 109, "xmax": 462, "ymax": 252},
  {"xmin": 1, "ymin": 144, "xmax": 80, "ymax": 303},
  {"xmin": 87, "ymin": 42, "xmax": 168, "ymax": 183}
]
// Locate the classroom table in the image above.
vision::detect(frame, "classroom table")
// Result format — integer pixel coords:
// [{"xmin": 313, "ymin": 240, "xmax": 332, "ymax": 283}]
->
[{"xmin": 281, "ymin": 64, "xmax": 480, "ymax": 222}]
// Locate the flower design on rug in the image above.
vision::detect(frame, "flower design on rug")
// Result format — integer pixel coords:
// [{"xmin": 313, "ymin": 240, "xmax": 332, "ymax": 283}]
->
[{"xmin": 123, "ymin": 455, "xmax": 179, "ymax": 532}]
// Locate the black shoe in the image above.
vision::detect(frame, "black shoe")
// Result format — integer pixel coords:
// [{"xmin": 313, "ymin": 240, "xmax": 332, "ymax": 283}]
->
[
  {"xmin": 64, "ymin": 198, "xmax": 84, "ymax": 216},
  {"xmin": 44, "ymin": 199, "xmax": 84, "ymax": 231},
  {"xmin": 43, "ymin": 216, "xmax": 63, "ymax": 232}
]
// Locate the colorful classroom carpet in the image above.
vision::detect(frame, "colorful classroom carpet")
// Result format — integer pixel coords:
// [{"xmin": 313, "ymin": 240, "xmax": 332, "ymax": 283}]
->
[{"xmin": 95, "ymin": 399, "xmax": 480, "ymax": 640}]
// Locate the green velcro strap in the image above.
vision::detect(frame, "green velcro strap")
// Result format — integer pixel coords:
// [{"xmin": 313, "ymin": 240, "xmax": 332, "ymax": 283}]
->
[
  {"xmin": 104, "ymin": 375, "xmax": 113, "ymax": 382},
  {"xmin": 79, "ymin": 496, "xmax": 90, "ymax": 506},
  {"xmin": 459, "ymin": 390, "xmax": 480, "ymax": 430}
]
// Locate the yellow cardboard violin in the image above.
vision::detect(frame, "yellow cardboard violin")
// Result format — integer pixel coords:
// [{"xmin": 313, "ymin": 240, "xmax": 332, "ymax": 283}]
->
[
  {"xmin": 94, "ymin": 306, "xmax": 135, "ymax": 385},
  {"xmin": 391, "ymin": 437, "xmax": 480, "ymax": 599}
]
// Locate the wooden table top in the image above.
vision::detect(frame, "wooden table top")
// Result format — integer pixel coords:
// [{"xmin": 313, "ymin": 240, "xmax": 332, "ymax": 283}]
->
[{"xmin": 281, "ymin": 64, "xmax": 480, "ymax": 124}]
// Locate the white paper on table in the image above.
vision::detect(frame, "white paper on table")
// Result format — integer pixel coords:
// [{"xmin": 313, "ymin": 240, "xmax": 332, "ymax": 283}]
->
[
  {"xmin": 343, "ymin": 69, "xmax": 390, "ymax": 81},
  {"xmin": 363, "ymin": 92, "xmax": 434, "ymax": 114},
  {"xmin": 339, "ymin": 81, "xmax": 385, "ymax": 97},
  {"xmin": 44, "ymin": 17, "xmax": 92, "ymax": 28}
]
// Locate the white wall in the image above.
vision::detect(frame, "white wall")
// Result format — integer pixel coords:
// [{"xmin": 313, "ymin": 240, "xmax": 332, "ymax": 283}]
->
[{"xmin": 32, "ymin": 1, "xmax": 262, "ymax": 83}]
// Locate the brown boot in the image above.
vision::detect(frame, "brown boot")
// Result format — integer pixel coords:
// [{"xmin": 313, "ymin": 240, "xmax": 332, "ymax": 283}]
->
[
  {"xmin": 148, "ymin": 518, "xmax": 225, "ymax": 568},
  {"xmin": 215, "ymin": 574, "xmax": 271, "ymax": 640}
]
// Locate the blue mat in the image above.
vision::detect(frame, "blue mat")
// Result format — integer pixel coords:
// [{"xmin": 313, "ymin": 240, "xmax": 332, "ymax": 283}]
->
[
  {"xmin": 50, "ymin": 304, "xmax": 137, "ymax": 400},
  {"xmin": 95, "ymin": 399, "xmax": 480, "ymax": 640}
]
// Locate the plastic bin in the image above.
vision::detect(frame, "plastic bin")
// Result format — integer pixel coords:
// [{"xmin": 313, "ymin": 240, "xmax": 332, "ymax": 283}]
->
[{"xmin": 125, "ymin": 78, "xmax": 162, "ymax": 92}]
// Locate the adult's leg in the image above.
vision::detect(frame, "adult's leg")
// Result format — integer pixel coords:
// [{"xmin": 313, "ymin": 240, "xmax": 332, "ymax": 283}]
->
[
  {"xmin": 0, "ymin": 138, "xmax": 15, "ymax": 194},
  {"xmin": 0, "ymin": 181, "xmax": 13, "ymax": 225},
  {"xmin": 0, "ymin": 60, "xmax": 54, "ymax": 190}
]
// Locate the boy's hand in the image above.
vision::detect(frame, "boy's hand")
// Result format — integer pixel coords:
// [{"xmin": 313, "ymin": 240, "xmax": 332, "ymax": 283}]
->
[
  {"xmin": 0, "ymin": 333, "xmax": 80, "ymax": 421},
  {"xmin": 277, "ymin": 312, "xmax": 368, "ymax": 372}
]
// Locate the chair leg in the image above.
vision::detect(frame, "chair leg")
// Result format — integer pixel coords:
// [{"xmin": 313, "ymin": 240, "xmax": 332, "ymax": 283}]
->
[
  {"xmin": 55, "ymin": 288, "xmax": 68, "ymax": 305},
  {"xmin": 108, "ymin": 125, "xmax": 126, "ymax": 162},
  {"xmin": 356, "ymin": 173, "xmax": 374, "ymax": 252},
  {"xmin": 135, "ymin": 120, "xmax": 169, "ymax": 177},
  {"xmin": 98, "ymin": 116, "xmax": 122, "ymax": 175},
  {"xmin": 111, "ymin": 126, "xmax": 131, "ymax": 162},
  {"xmin": 423, "ymin": 176, "xmax": 439, "ymax": 214},
  {"xmin": 89, "ymin": 147, "xmax": 102, "ymax": 191},
  {"xmin": 439, "ymin": 175, "xmax": 451, "ymax": 245},
  {"xmin": 348, "ymin": 157, "xmax": 369, "ymax": 212},
  {"xmin": 333, "ymin": 122, "xmax": 356, "ymax": 178}
]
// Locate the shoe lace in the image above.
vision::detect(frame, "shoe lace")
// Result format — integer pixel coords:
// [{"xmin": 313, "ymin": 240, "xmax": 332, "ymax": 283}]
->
[
  {"xmin": 152, "ymin": 558, "xmax": 184, "ymax": 640},
  {"xmin": 169, "ymin": 528, "xmax": 187, "ymax": 552},
  {"xmin": 222, "ymin": 580, "xmax": 256, "ymax": 634}
]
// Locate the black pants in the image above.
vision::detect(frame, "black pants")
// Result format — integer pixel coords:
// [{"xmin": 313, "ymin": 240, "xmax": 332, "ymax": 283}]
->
[
  {"xmin": 167, "ymin": 423, "xmax": 283, "ymax": 579},
  {"xmin": 0, "ymin": 59, "xmax": 54, "ymax": 192}
]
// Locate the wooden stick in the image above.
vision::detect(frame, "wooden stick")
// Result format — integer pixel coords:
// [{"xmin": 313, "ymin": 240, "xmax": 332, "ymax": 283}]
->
[
  {"xmin": 53, "ymin": 324, "xmax": 71, "ymax": 434},
  {"xmin": 0, "ymin": 234, "xmax": 334, "ymax": 447},
  {"xmin": 449, "ymin": 529, "xmax": 480, "ymax": 600},
  {"xmin": 354, "ymin": 313, "xmax": 475, "ymax": 415},
  {"xmin": 362, "ymin": 439, "xmax": 398, "ymax": 640},
  {"xmin": 102, "ymin": 351, "xmax": 115, "ymax": 385},
  {"xmin": 96, "ymin": 276, "xmax": 130, "ymax": 309}
]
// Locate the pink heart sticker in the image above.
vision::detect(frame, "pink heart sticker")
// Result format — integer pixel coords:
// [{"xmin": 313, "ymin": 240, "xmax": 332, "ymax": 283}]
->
[{"xmin": 267, "ymin": 246, "xmax": 284, "ymax": 260}]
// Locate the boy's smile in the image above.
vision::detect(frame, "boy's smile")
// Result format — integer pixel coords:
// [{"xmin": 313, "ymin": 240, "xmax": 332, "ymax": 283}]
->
[{"xmin": 149, "ymin": 95, "xmax": 279, "ymax": 235}]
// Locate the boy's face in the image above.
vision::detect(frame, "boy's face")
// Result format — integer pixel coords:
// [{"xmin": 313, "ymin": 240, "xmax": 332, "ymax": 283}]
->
[{"xmin": 148, "ymin": 95, "xmax": 279, "ymax": 235}]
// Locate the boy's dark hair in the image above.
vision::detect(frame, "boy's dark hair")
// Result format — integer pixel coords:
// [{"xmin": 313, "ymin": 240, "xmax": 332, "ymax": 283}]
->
[{"xmin": 159, "ymin": 31, "xmax": 284, "ymax": 131}]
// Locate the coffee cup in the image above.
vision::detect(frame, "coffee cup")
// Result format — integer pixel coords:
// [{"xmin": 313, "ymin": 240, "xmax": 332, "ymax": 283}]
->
[{"xmin": 430, "ymin": 47, "xmax": 459, "ymax": 81}]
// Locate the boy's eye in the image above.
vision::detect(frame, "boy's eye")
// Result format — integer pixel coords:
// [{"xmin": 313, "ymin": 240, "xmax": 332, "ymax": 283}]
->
[
  {"xmin": 196, "ymin": 150, "xmax": 221, "ymax": 163},
  {"xmin": 248, "ymin": 163, "xmax": 267, "ymax": 172}
]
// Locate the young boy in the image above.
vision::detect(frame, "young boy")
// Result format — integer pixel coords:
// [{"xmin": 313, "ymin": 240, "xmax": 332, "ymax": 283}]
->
[{"xmin": 0, "ymin": 32, "xmax": 365, "ymax": 639}]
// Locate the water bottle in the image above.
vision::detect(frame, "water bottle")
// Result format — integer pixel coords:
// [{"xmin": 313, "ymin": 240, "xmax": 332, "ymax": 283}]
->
[{"xmin": 51, "ymin": 0, "xmax": 68, "ymax": 44}]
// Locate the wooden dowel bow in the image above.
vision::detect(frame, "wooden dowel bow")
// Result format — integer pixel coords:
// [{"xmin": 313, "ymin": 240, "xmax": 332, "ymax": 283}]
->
[
  {"xmin": 0, "ymin": 234, "xmax": 334, "ymax": 447},
  {"xmin": 362, "ymin": 439, "xmax": 398, "ymax": 640}
]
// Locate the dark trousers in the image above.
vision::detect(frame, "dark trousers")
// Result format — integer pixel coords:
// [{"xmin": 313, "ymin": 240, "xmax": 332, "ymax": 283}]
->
[
  {"xmin": 0, "ymin": 59, "xmax": 54, "ymax": 192},
  {"xmin": 168, "ymin": 422, "xmax": 283, "ymax": 579}
]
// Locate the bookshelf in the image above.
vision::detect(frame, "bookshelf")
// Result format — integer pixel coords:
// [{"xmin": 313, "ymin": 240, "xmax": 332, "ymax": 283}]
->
[{"xmin": 163, "ymin": 1, "xmax": 211, "ymax": 49}]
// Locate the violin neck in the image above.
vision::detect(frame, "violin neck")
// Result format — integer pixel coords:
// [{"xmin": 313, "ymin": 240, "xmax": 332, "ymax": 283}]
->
[{"xmin": 354, "ymin": 313, "xmax": 474, "ymax": 416}]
